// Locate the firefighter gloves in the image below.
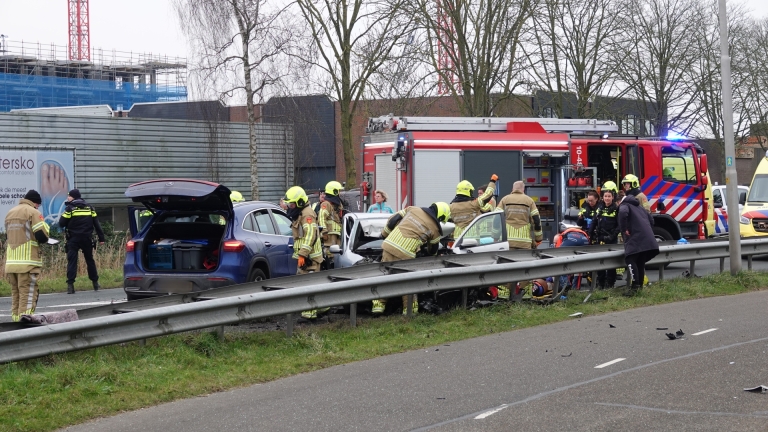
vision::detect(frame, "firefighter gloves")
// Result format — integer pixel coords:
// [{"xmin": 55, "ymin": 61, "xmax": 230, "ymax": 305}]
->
[
  {"xmin": 298, "ymin": 256, "xmax": 307, "ymax": 270},
  {"xmin": 490, "ymin": 174, "xmax": 499, "ymax": 182}
]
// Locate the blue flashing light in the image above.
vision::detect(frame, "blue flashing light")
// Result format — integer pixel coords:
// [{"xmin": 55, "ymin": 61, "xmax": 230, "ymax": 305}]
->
[{"xmin": 666, "ymin": 132, "xmax": 687, "ymax": 141}]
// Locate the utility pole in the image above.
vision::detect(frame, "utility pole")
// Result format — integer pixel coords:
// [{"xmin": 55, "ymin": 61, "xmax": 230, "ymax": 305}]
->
[{"xmin": 719, "ymin": 0, "xmax": 741, "ymax": 274}]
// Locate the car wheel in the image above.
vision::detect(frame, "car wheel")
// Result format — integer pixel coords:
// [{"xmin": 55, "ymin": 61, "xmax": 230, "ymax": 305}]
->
[{"xmin": 248, "ymin": 268, "xmax": 267, "ymax": 290}]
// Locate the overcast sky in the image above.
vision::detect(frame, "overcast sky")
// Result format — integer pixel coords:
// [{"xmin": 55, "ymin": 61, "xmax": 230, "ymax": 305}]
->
[{"xmin": 1, "ymin": 0, "xmax": 767, "ymax": 62}]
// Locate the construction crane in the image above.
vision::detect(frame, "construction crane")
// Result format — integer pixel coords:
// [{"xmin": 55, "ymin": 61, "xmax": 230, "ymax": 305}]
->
[
  {"xmin": 68, "ymin": 0, "xmax": 90, "ymax": 61},
  {"xmin": 436, "ymin": 0, "xmax": 458, "ymax": 95}
]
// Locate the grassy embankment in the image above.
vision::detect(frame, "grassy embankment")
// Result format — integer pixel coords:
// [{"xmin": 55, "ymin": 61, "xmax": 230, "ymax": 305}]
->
[{"xmin": 1, "ymin": 270, "xmax": 767, "ymax": 431}]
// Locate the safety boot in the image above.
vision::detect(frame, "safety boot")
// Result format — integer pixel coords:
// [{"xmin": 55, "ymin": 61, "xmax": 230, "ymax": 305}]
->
[
  {"xmin": 372, "ymin": 299, "xmax": 386, "ymax": 314},
  {"xmin": 92, "ymin": 281, "xmax": 100, "ymax": 291},
  {"xmin": 300, "ymin": 309, "xmax": 318, "ymax": 320},
  {"xmin": 622, "ymin": 284, "xmax": 641, "ymax": 297},
  {"xmin": 497, "ymin": 284, "xmax": 510, "ymax": 300},
  {"xmin": 401, "ymin": 295, "xmax": 418, "ymax": 315},
  {"xmin": 67, "ymin": 283, "xmax": 75, "ymax": 294}
]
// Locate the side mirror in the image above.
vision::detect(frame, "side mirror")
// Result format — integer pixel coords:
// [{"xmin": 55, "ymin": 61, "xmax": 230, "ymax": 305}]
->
[
  {"xmin": 700, "ymin": 175, "xmax": 709, "ymax": 185},
  {"xmin": 700, "ymin": 154, "xmax": 709, "ymax": 174},
  {"xmin": 329, "ymin": 245, "xmax": 342, "ymax": 254},
  {"xmin": 740, "ymin": 193, "xmax": 746, "ymax": 206},
  {"xmin": 459, "ymin": 238, "xmax": 479, "ymax": 249},
  {"xmin": 657, "ymin": 201, "xmax": 666, "ymax": 211},
  {"xmin": 714, "ymin": 201, "xmax": 723, "ymax": 209}
]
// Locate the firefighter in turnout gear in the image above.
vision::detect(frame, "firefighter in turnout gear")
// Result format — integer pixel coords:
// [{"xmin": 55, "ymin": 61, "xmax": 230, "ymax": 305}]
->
[
  {"xmin": 495, "ymin": 181, "xmax": 542, "ymax": 300},
  {"xmin": 590, "ymin": 189, "xmax": 621, "ymax": 289},
  {"xmin": 318, "ymin": 181, "xmax": 344, "ymax": 269},
  {"xmin": 5, "ymin": 190, "xmax": 50, "ymax": 322},
  {"xmin": 230, "ymin": 190, "xmax": 245, "ymax": 203},
  {"xmin": 621, "ymin": 174, "xmax": 651, "ymax": 213},
  {"xmin": 284, "ymin": 186, "xmax": 326, "ymax": 320},
  {"xmin": 371, "ymin": 202, "xmax": 451, "ymax": 315},
  {"xmin": 601, "ymin": 180, "xmax": 624, "ymax": 280},
  {"xmin": 449, "ymin": 174, "xmax": 498, "ymax": 239},
  {"xmin": 59, "ymin": 189, "xmax": 105, "ymax": 294}
]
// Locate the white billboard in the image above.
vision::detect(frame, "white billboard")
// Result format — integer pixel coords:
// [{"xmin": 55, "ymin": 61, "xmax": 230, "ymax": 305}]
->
[{"xmin": 0, "ymin": 149, "xmax": 76, "ymax": 230}]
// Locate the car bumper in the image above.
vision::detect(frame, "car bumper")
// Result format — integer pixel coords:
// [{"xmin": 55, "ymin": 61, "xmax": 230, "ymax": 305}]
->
[{"xmin": 124, "ymin": 274, "xmax": 236, "ymax": 296}]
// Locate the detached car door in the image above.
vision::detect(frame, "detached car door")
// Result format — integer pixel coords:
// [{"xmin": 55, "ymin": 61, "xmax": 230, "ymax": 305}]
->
[{"xmin": 451, "ymin": 211, "xmax": 509, "ymax": 254}]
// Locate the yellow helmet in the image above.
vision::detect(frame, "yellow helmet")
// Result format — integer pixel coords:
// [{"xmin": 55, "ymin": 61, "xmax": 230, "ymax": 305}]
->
[
  {"xmin": 455, "ymin": 180, "xmax": 474, "ymax": 197},
  {"xmin": 230, "ymin": 190, "xmax": 245, "ymax": 203},
  {"xmin": 324, "ymin": 181, "xmax": 343, "ymax": 196},
  {"xmin": 602, "ymin": 181, "xmax": 618, "ymax": 195},
  {"xmin": 434, "ymin": 202, "xmax": 451, "ymax": 223},
  {"xmin": 284, "ymin": 186, "xmax": 308, "ymax": 207},
  {"xmin": 621, "ymin": 174, "xmax": 640, "ymax": 189}
]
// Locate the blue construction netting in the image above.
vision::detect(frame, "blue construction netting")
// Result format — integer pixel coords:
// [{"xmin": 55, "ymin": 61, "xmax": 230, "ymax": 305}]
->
[{"xmin": 0, "ymin": 72, "xmax": 187, "ymax": 112}]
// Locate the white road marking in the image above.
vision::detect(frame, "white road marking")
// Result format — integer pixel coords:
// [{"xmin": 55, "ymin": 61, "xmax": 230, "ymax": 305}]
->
[
  {"xmin": 474, "ymin": 405, "xmax": 509, "ymax": 419},
  {"xmin": 595, "ymin": 358, "xmax": 626, "ymax": 369},
  {"xmin": 692, "ymin": 328, "xmax": 718, "ymax": 336}
]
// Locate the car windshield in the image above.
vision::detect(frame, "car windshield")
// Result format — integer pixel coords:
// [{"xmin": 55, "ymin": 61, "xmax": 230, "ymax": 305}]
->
[
  {"xmin": 662, "ymin": 147, "xmax": 697, "ymax": 184},
  {"xmin": 748, "ymin": 174, "xmax": 768, "ymax": 203},
  {"xmin": 351, "ymin": 217, "xmax": 388, "ymax": 251}
]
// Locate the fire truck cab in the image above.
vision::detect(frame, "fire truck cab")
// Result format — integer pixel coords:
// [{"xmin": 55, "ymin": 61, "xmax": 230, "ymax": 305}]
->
[{"xmin": 362, "ymin": 116, "xmax": 712, "ymax": 246}]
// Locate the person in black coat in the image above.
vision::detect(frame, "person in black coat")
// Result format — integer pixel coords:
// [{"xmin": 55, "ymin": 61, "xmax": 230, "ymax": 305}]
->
[
  {"xmin": 618, "ymin": 194, "xmax": 659, "ymax": 296},
  {"xmin": 59, "ymin": 189, "xmax": 105, "ymax": 294}
]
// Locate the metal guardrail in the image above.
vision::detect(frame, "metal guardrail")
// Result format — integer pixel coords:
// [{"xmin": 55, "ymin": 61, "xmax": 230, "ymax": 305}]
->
[{"xmin": 1, "ymin": 239, "xmax": 767, "ymax": 363}]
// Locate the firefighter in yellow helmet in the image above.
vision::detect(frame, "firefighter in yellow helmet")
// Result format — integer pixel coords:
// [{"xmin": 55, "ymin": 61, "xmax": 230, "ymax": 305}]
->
[
  {"xmin": 450, "ymin": 174, "xmax": 498, "ymax": 239},
  {"xmin": 317, "ymin": 181, "xmax": 344, "ymax": 269},
  {"xmin": 283, "ymin": 186, "xmax": 326, "ymax": 320},
  {"xmin": 5, "ymin": 190, "xmax": 50, "ymax": 322},
  {"xmin": 372, "ymin": 202, "xmax": 451, "ymax": 315},
  {"xmin": 495, "ymin": 181, "xmax": 542, "ymax": 300},
  {"xmin": 621, "ymin": 174, "xmax": 650, "ymax": 213}
]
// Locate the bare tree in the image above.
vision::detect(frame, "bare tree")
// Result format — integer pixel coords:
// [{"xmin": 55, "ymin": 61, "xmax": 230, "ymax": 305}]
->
[
  {"xmin": 292, "ymin": 0, "xmax": 413, "ymax": 187},
  {"xmin": 414, "ymin": 0, "xmax": 533, "ymax": 116},
  {"xmin": 174, "ymin": 0, "xmax": 293, "ymax": 199},
  {"xmin": 523, "ymin": 0, "xmax": 628, "ymax": 119},
  {"xmin": 690, "ymin": 0, "xmax": 751, "ymax": 141},
  {"xmin": 733, "ymin": 17, "xmax": 768, "ymax": 140},
  {"xmin": 614, "ymin": 0, "xmax": 706, "ymax": 137}
]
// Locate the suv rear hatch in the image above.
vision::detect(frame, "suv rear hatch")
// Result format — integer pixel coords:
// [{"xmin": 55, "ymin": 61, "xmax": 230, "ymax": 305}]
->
[{"xmin": 126, "ymin": 179, "xmax": 233, "ymax": 272}]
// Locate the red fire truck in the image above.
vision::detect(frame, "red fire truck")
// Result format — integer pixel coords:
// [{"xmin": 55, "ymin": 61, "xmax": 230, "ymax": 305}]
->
[{"xmin": 361, "ymin": 116, "xmax": 713, "ymax": 245}]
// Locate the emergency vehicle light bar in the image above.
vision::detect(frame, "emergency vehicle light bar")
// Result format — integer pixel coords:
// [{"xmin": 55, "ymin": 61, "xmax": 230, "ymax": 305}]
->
[{"xmin": 367, "ymin": 115, "xmax": 618, "ymax": 134}]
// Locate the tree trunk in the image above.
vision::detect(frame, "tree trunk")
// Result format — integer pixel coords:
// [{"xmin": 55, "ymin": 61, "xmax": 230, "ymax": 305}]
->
[
  {"xmin": 239, "ymin": 21, "xmax": 259, "ymax": 200},
  {"xmin": 340, "ymin": 99, "xmax": 357, "ymax": 188}
]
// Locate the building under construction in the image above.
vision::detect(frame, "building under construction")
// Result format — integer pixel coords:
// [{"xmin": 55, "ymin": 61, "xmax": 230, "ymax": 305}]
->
[{"xmin": 0, "ymin": 39, "xmax": 187, "ymax": 112}]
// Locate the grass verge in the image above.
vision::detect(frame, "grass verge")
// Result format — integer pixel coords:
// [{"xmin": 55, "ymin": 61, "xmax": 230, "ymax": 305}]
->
[
  {"xmin": 2, "ymin": 271, "xmax": 767, "ymax": 431},
  {"xmin": 0, "ymin": 269, "xmax": 124, "ymax": 297}
]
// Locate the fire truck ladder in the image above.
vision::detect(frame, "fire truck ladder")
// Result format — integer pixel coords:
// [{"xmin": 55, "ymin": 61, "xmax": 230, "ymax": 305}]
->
[{"xmin": 367, "ymin": 115, "xmax": 618, "ymax": 134}]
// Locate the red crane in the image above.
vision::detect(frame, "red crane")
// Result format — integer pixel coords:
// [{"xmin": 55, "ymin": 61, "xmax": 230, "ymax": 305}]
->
[
  {"xmin": 68, "ymin": 0, "xmax": 90, "ymax": 61},
  {"xmin": 436, "ymin": 0, "xmax": 457, "ymax": 95}
]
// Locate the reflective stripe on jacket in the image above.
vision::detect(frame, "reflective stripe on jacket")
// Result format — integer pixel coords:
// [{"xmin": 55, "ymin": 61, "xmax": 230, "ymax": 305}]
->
[
  {"xmin": 318, "ymin": 201, "xmax": 342, "ymax": 244},
  {"xmin": 497, "ymin": 191, "xmax": 542, "ymax": 249},
  {"xmin": 450, "ymin": 180, "xmax": 496, "ymax": 238},
  {"xmin": 382, "ymin": 207, "xmax": 441, "ymax": 259},
  {"xmin": 291, "ymin": 206, "xmax": 323, "ymax": 262},
  {"xmin": 5, "ymin": 199, "xmax": 50, "ymax": 272}
]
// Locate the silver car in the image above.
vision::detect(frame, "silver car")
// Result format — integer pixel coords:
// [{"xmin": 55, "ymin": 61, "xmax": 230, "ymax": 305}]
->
[{"xmin": 329, "ymin": 212, "xmax": 456, "ymax": 267}]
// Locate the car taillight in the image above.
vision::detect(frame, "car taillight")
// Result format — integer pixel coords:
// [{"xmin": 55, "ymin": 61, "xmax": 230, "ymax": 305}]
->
[
  {"xmin": 223, "ymin": 240, "xmax": 246, "ymax": 253},
  {"xmin": 126, "ymin": 240, "xmax": 135, "ymax": 252}
]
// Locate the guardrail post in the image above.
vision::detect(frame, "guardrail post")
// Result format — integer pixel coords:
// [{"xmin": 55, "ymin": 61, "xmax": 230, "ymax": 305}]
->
[
  {"xmin": 214, "ymin": 325, "xmax": 224, "ymax": 340},
  {"xmin": 286, "ymin": 313, "xmax": 293, "ymax": 337},
  {"xmin": 462, "ymin": 288, "xmax": 468, "ymax": 308},
  {"xmin": 405, "ymin": 294, "xmax": 414, "ymax": 317},
  {"xmin": 139, "ymin": 339, "xmax": 146, "ymax": 347},
  {"xmin": 349, "ymin": 303, "xmax": 357, "ymax": 328},
  {"xmin": 659, "ymin": 264, "xmax": 664, "ymax": 281},
  {"xmin": 748, "ymin": 255, "xmax": 753, "ymax": 271},
  {"xmin": 689, "ymin": 260, "xmax": 695, "ymax": 277},
  {"xmin": 719, "ymin": 257, "xmax": 725, "ymax": 273}
]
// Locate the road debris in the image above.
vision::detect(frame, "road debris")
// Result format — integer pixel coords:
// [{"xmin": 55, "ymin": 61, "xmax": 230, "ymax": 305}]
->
[
  {"xmin": 666, "ymin": 333, "xmax": 678, "ymax": 340},
  {"xmin": 561, "ymin": 352, "xmax": 572, "ymax": 357},
  {"xmin": 656, "ymin": 327, "xmax": 668, "ymax": 330},
  {"xmin": 676, "ymin": 329, "xmax": 685, "ymax": 337},
  {"xmin": 609, "ymin": 324, "xmax": 616, "ymax": 328},
  {"xmin": 744, "ymin": 385, "xmax": 768, "ymax": 393},
  {"xmin": 569, "ymin": 312, "xmax": 583, "ymax": 317}
]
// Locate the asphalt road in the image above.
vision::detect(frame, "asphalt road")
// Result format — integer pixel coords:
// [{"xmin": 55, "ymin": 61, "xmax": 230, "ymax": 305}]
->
[{"xmin": 61, "ymin": 288, "xmax": 768, "ymax": 431}]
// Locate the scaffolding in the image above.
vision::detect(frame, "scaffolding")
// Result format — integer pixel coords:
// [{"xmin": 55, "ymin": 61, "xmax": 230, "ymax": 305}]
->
[{"xmin": 0, "ymin": 39, "xmax": 187, "ymax": 112}]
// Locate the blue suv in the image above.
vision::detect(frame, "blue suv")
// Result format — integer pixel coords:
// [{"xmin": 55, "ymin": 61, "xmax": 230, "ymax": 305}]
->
[{"xmin": 123, "ymin": 179, "xmax": 296, "ymax": 300}]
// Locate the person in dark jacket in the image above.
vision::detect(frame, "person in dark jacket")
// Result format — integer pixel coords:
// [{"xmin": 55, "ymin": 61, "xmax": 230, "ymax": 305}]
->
[
  {"xmin": 618, "ymin": 194, "xmax": 659, "ymax": 296},
  {"xmin": 59, "ymin": 189, "xmax": 105, "ymax": 294},
  {"xmin": 577, "ymin": 190, "xmax": 599, "ymax": 231},
  {"xmin": 590, "ymin": 189, "xmax": 621, "ymax": 289}
]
